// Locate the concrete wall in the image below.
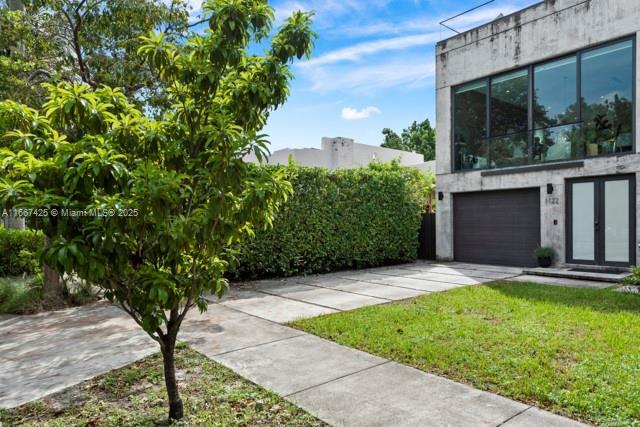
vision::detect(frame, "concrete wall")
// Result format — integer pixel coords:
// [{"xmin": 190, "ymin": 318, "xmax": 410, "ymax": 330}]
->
[
  {"xmin": 245, "ymin": 137, "xmax": 424, "ymax": 169},
  {"xmin": 435, "ymin": 0, "xmax": 640, "ymax": 266},
  {"xmin": 251, "ymin": 148, "xmax": 333, "ymax": 168},
  {"xmin": 411, "ymin": 160, "xmax": 436, "ymax": 175}
]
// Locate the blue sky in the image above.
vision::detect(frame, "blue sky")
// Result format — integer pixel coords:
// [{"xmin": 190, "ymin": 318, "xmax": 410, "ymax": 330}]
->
[{"xmin": 192, "ymin": 0, "xmax": 540, "ymax": 151}]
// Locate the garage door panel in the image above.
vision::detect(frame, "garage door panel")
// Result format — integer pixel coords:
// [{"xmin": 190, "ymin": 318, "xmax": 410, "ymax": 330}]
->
[{"xmin": 453, "ymin": 189, "xmax": 541, "ymax": 267}]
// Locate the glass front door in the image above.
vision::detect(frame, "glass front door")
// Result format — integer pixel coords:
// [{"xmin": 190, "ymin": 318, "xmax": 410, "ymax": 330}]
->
[{"xmin": 567, "ymin": 175, "xmax": 635, "ymax": 266}]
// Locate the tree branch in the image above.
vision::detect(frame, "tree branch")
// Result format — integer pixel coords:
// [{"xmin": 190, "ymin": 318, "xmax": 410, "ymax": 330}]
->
[
  {"xmin": 27, "ymin": 68, "xmax": 52, "ymax": 82},
  {"xmin": 62, "ymin": 1, "xmax": 95, "ymax": 87}
]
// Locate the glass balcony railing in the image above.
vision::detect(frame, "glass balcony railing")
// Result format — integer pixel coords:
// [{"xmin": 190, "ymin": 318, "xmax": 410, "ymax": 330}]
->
[{"xmin": 454, "ymin": 122, "xmax": 633, "ymax": 172}]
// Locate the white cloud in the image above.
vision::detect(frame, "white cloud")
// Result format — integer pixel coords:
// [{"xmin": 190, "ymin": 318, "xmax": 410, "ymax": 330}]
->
[
  {"xmin": 285, "ymin": 0, "xmax": 533, "ymax": 94},
  {"xmin": 300, "ymin": 32, "xmax": 440, "ymax": 67},
  {"xmin": 301, "ymin": 55, "xmax": 435, "ymax": 93},
  {"xmin": 273, "ymin": 0, "xmax": 390, "ymax": 26},
  {"xmin": 274, "ymin": 1, "xmax": 307, "ymax": 23},
  {"xmin": 329, "ymin": 3, "xmax": 527, "ymax": 38},
  {"xmin": 341, "ymin": 106, "xmax": 382, "ymax": 120}
]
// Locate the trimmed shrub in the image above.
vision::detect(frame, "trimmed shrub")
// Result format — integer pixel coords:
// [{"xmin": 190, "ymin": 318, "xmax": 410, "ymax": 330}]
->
[
  {"xmin": 0, "ymin": 227, "xmax": 44, "ymax": 276},
  {"xmin": 232, "ymin": 162, "xmax": 433, "ymax": 279}
]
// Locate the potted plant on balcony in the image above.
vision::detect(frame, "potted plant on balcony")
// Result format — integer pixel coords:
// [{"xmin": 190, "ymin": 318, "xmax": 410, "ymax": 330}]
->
[{"xmin": 534, "ymin": 247, "xmax": 555, "ymax": 268}]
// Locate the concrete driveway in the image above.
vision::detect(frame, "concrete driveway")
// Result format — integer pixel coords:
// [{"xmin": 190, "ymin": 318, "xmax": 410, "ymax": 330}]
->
[
  {"xmin": 215, "ymin": 261, "xmax": 522, "ymax": 323},
  {"xmin": 1, "ymin": 261, "xmax": 585, "ymax": 426},
  {"xmin": 0, "ymin": 261, "xmax": 520, "ymax": 409}
]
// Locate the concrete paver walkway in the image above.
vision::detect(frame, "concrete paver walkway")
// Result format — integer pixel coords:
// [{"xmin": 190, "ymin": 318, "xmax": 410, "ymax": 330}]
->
[
  {"xmin": 0, "ymin": 304, "xmax": 157, "ymax": 408},
  {"xmin": 0, "ymin": 261, "xmax": 586, "ymax": 426}
]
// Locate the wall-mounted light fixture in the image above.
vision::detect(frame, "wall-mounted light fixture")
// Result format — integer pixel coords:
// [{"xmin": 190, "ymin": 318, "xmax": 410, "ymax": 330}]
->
[
  {"xmin": 438, "ymin": 192, "xmax": 444, "ymax": 201},
  {"xmin": 546, "ymin": 184, "xmax": 554, "ymax": 195}
]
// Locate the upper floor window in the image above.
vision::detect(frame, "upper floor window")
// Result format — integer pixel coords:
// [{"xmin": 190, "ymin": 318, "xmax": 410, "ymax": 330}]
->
[
  {"xmin": 533, "ymin": 56, "xmax": 577, "ymax": 129},
  {"xmin": 581, "ymin": 39, "xmax": 634, "ymax": 156},
  {"xmin": 491, "ymin": 69, "xmax": 529, "ymax": 137},
  {"xmin": 453, "ymin": 80, "xmax": 487, "ymax": 171},
  {"xmin": 452, "ymin": 37, "xmax": 634, "ymax": 172}
]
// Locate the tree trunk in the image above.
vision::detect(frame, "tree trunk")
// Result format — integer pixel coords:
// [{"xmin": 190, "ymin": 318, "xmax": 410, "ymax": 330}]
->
[
  {"xmin": 3, "ymin": 212, "xmax": 25, "ymax": 230},
  {"xmin": 160, "ymin": 336, "xmax": 183, "ymax": 421},
  {"xmin": 42, "ymin": 236, "xmax": 63, "ymax": 301},
  {"xmin": 42, "ymin": 263, "xmax": 64, "ymax": 302}
]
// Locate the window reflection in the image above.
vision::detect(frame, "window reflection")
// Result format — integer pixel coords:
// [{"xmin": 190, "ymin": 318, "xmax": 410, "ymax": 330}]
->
[
  {"xmin": 491, "ymin": 69, "xmax": 529, "ymax": 137},
  {"xmin": 454, "ymin": 80, "xmax": 487, "ymax": 170},
  {"xmin": 532, "ymin": 124, "xmax": 583, "ymax": 163},
  {"xmin": 490, "ymin": 132, "xmax": 529, "ymax": 168},
  {"xmin": 534, "ymin": 56, "xmax": 577, "ymax": 129},
  {"xmin": 581, "ymin": 40, "xmax": 633, "ymax": 155}
]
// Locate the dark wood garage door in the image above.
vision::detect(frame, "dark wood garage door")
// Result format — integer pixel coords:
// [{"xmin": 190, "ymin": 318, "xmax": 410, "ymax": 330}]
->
[{"xmin": 454, "ymin": 188, "xmax": 540, "ymax": 267}]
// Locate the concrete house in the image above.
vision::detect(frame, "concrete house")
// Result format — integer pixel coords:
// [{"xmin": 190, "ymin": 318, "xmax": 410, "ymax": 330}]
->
[
  {"xmin": 435, "ymin": 0, "xmax": 639, "ymax": 268},
  {"xmin": 246, "ymin": 137, "xmax": 428, "ymax": 170}
]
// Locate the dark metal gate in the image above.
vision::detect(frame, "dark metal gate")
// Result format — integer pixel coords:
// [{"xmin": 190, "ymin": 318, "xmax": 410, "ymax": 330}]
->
[{"xmin": 418, "ymin": 213, "xmax": 436, "ymax": 260}]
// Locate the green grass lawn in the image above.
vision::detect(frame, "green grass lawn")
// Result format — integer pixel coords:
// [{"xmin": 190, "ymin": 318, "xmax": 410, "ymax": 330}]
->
[
  {"xmin": 291, "ymin": 281, "xmax": 640, "ymax": 426},
  {"xmin": 0, "ymin": 344, "xmax": 325, "ymax": 427}
]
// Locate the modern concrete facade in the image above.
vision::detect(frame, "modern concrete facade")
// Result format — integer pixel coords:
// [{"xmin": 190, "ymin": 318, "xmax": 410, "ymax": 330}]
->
[
  {"xmin": 246, "ymin": 137, "xmax": 426, "ymax": 170},
  {"xmin": 435, "ymin": 0, "xmax": 640, "ymax": 267}
]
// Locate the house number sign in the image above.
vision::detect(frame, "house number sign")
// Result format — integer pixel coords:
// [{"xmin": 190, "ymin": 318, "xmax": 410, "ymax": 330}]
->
[{"xmin": 545, "ymin": 197, "xmax": 560, "ymax": 205}]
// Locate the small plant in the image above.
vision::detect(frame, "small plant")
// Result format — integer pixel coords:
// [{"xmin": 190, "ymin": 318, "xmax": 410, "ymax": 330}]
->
[
  {"xmin": 0, "ymin": 228, "xmax": 44, "ymax": 276},
  {"xmin": 0, "ymin": 275, "xmax": 42, "ymax": 314},
  {"xmin": 621, "ymin": 266, "xmax": 640, "ymax": 287},
  {"xmin": 534, "ymin": 246, "xmax": 555, "ymax": 268}
]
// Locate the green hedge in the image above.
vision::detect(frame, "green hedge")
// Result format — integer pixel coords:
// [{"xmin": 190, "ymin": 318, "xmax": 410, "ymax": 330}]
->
[
  {"xmin": 0, "ymin": 227, "xmax": 44, "ymax": 276},
  {"xmin": 232, "ymin": 163, "xmax": 432, "ymax": 279}
]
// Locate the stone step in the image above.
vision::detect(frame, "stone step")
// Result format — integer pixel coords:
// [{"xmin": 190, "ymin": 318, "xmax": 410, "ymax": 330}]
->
[{"xmin": 522, "ymin": 267, "xmax": 630, "ymax": 283}]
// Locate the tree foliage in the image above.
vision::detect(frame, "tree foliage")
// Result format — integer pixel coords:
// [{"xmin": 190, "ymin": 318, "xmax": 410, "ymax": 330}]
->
[
  {"xmin": 382, "ymin": 118, "xmax": 436, "ymax": 161},
  {"xmin": 0, "ymin": 2, "xmax": 67, "ymax": 106},
  {"xmin": 0, "ymin": 0, "xmax": 190, "ymax": 109},
  {"xmin": 0, "ymin": 226, "xmax": 43, "ymax": 276},
  {"xmin": 0, "ymin": 0, "xmax": 315, "ymax": 420}
]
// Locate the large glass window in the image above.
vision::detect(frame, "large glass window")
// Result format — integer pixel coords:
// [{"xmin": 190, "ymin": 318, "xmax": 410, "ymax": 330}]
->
[
  {"xmin": 489, "ymin": 131, "xmax": 529, "ymax": 168},
  {"xmin": 533, "ymin": 56, "xmax": 577, "ymax": 128},
  {"xmin": 452, "ymin": 37, "xmax": 635, "ymax": 172},
  {"xmin": 490, "ymin": 69, "xmax": 529, "ymax": 137},
  {"xmin": 581, "ymin": 39, "xmax": 634, "ymax": 156},
  {"xmin": 453, "ymin": 80, "xmax": 488, "ymax": 171}
]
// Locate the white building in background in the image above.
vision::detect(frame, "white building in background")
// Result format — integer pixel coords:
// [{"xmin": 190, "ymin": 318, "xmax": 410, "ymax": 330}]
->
[{"xmin": 246, "ymin": 137, "xmax": 430, "ymax": 170}]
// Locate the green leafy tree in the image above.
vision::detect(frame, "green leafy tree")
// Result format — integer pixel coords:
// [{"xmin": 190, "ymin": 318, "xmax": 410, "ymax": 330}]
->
[
  {"xmin": 0, "ymin": 0, "xmax": 190, "ymax": 110},
  {"xmin": 382, "ymin": 118, "xmax": 436, "ymax": 161},
  {"xmin": 0, "ymin": 1, "xmax": 65, "ymax": 107},
  {"xmin": 0, "ymin": 0, "xmax": 315, "ymax": 421}
]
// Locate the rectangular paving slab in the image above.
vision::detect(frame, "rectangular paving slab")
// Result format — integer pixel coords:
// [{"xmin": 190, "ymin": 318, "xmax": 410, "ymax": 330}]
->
[
  {"xmin": 317, "ymin": 280, "xmax": 426, "ymax": 300},
  {"xmin": 400, "ymin": 271, "xmax": 491, "ymax": 285},
  {"xmin": 218, "ymin": 290, "xmax": 337, "ymax": 323},
  {"xmin": 183, "ymin": 314, "xmax": 304, "ymax": 357},
  {"xmin": 289, "ymin": 361, "xmax": 531, "ymax": 427},
  {"xmin": 337, "ymin": 272, "xmax": 392, "ymax": 282},
  {"xmin": 503, "ymin": 407, "xmax": 586, "ymax": 426},
  {"xmin": 0, "ymin": 304, "xmax": 156, "ymax": 409},
  {"xmin": 438, "ymin": 262, "xmax": 524, "ymax": 275},
  {"xmin": 406, "ymin": 266, "xmax": 517, "ymax": 280},
  {"xmin": 252, "ymin": 283, "xmax": 387, "ymax": 310},
  {"xmin": 213, "ymin": 334, "xmax": 387, "ymax": 396},
  {"xmin": 363, "ymin": 275, "xmax": 465, "ymax": 292}
]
